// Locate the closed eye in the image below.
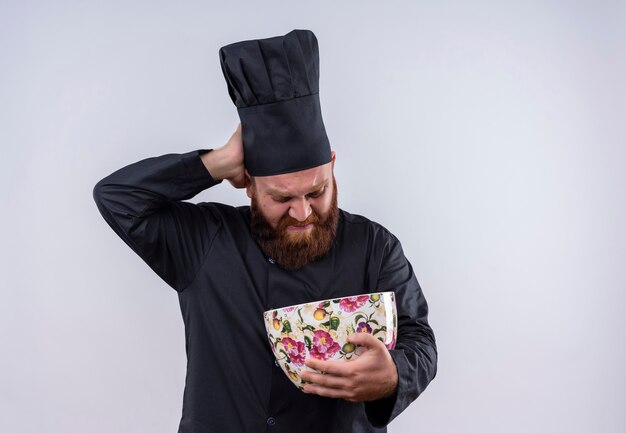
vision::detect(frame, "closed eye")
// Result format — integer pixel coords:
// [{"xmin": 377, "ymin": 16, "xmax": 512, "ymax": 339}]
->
[
  {"xmin": 270, "ymin": 184, "xmax": 327, "ymax": 203},
  {"xmin": 307, "ymin": 187, "xmax": 326, "ymax": 199}
]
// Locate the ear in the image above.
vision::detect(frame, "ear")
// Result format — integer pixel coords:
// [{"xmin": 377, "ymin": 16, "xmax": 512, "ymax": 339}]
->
[
  {"xmin": 245, "ymin": 170, "xmax": 254, "ymax": 199},
  {"xmin": 330, "ymin": 150, "xmax": 336, "ymax": 170}
]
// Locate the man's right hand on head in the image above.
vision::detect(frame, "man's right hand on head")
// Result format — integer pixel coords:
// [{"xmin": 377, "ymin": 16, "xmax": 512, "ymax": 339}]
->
[{"xmin": 201, "ymin": 123, "xmax": 248, "ymax": 189}]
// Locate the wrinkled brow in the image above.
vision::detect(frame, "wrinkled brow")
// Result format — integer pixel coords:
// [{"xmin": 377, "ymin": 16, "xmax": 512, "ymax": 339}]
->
[{"xmin": 266, "ymin": 180, "xmax": 328, "ymax": 197}]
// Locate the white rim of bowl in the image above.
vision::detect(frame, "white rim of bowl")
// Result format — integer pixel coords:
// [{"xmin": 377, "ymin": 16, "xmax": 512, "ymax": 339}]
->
[{"xmin": 263, "ymin": 291, "xmax": 395, "ymax": 316}]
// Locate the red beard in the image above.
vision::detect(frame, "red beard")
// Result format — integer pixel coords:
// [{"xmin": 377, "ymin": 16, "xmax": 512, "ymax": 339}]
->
[{"xmin": 250, "ymin": 178, "xmax": 339, "ymax": 270}]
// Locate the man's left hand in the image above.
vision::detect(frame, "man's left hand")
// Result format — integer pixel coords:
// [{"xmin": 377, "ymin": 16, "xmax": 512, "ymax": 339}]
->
[{"xmin": 300, "ymin": 332, "xmax": 398, "ymax": 402}]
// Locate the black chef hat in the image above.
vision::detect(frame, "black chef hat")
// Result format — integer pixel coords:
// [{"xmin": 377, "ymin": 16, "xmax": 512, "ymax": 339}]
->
[{"xmin": 219, "ymin": 29, "xmax": 331, "ymax": 177}]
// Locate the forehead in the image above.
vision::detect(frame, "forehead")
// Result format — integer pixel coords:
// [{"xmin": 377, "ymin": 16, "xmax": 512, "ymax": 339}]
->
[{"xmin": 254, "ymin": 162, "xmax": 332, "ymax": 195}]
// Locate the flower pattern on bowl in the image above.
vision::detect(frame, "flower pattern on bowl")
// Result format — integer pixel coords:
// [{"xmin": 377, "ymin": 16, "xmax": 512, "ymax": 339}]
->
[{"xmin": 264, "ymin": 291, "xmax": 397, "ymax": 391}]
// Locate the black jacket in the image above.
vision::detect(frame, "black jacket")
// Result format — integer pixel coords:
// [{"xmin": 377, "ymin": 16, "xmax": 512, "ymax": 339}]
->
[{"xmin": 93, "ymin": 149, "xmax": 437, "ymax": 433}]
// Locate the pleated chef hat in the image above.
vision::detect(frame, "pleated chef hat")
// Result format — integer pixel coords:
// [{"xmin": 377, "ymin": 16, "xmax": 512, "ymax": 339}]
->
[{"xmin": 219, "ymin": 29, "xmax": 331, "ymax": 176}]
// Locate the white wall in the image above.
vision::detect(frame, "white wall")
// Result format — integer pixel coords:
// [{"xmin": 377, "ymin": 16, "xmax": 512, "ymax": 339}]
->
[{"xmin": 1, "ymin": 1, "xmax": 624, "ymax": 432}]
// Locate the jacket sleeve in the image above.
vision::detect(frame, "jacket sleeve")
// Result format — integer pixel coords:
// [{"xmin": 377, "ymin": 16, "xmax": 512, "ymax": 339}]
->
[
  {"xmin": 364, "ymin": 232, "xmax": 438, "ymax": 427},
  {"xmin": 92, "ymin": 149, "xmax": 223, "ymax": 292}
]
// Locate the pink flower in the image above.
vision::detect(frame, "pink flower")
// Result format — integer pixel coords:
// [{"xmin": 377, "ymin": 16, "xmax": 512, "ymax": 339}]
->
[
  {"xmin": 338, "ymin": 295, "xmax": 371, "ymax": 312},
  {"xmin": 282, "ymin": 337, "xmax": 306, "ymax": 366},
  {"xmin": 309, "ymin": 330, "xmax": 341, "ymax": 361}
]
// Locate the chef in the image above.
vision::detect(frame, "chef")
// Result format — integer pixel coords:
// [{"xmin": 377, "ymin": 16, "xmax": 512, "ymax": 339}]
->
[{"xmin": 94, "ymin": 29, "xmax": 437, "ymax": 433}]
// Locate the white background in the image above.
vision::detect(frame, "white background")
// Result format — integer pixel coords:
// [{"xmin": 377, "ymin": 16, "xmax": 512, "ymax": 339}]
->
[{"xmin": 1, "ymin": 1, "xmax": 625, "ymax": 432}]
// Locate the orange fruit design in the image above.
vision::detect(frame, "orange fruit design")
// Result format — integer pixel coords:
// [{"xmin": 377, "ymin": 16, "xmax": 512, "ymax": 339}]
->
[{"xmin": 313, "ymin": 308, "xmax": 327, "ymax": 320}]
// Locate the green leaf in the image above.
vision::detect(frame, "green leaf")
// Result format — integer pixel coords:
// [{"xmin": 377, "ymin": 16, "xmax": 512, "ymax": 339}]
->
[
  {"xmin": 304, "ymin": 336, "xmax": 312, "ymax": 350},
  {"xmin": 369, "ymin": 319, "xmax": 380, "ymax": 326},
  {"xmin": 297, "ymin": 309, "xmax": 304, "ymax": 324},
  {"xmin": 329, "ymin": 316, "xmax": 340, "ymax": 331},
  {"xmin": 354, "ymin": 314, "xmax": 366, "ymax": 324},
  {"xmin": 373, "ymin": 327, "xmax": 386, "ymax": 335},
  {"xmin": 321, "ymin": 321, "xmax": 330, "ymax": 328},
  {"xmin": 282, "ymin": 320, "xmax": 292, "ymax": 334}
]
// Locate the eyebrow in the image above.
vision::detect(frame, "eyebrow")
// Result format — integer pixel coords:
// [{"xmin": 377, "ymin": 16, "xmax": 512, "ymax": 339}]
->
[{"xmin": 267, "ymin": 180, "xmax": 328, "ymax": 198}]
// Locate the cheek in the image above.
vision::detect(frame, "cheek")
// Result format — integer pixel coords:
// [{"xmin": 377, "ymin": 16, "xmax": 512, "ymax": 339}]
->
[
  {"xmin": 261, "ymin": 202, "xmax": 289, "ymax": 226},
  {"xmin": 312, "ymin": 196, "xmax": 333, "ymax": 218}
]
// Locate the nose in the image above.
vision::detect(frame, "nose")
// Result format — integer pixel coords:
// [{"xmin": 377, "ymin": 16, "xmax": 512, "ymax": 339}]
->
[{"xmin": 289, "ymin": 197, "xmax": 312, "ymax": 222}]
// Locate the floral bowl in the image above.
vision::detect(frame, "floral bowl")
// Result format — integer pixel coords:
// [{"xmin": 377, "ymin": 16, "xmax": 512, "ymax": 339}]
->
[{"xmin": 263, "ymin": 291, "xmax": 397, "ymax": 391}]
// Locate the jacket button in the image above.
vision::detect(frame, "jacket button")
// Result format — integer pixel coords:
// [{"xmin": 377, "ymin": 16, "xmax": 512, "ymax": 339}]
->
[
  {"xmin": 267, "ymin": 416, "xmax": 276, "ymax": 426},
  {"xmin": 268, "ymin": 257, "xmax": 275, "ymax": 264},
  {"xmin": 274, "ymin": 360, "xmax": 280, "ymax": 367}
]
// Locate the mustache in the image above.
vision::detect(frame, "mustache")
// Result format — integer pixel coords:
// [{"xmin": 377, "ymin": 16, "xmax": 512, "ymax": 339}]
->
[{"xmin": 279, "ymin": 213, "xmax": 320, "ymax": 229}]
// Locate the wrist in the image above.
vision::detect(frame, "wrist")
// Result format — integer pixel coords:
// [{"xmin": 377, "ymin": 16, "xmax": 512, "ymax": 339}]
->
[{"xmin": 201, "ymin": 147, "xmax": 240, "ymax": 181}]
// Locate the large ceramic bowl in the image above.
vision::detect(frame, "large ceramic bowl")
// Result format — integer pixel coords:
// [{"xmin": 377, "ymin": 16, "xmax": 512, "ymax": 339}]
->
[{"xmin": 263, "ymin": 291, "xmax": 397, "ymax": 391}]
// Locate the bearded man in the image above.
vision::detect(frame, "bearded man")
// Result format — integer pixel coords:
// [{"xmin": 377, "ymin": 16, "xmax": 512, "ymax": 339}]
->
[{"xmin": 93, "ymin": 29, "xmax": 437, "ymax": 433}]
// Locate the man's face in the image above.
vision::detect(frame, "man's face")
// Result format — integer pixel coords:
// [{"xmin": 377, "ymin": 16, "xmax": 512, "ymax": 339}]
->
[{"xmin": 247, "ymin": 152, "xmax": 338, "ymax": 270}]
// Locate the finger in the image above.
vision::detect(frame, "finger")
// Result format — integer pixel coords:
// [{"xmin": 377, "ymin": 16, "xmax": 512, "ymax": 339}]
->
[
  {"xmin": 300, "ymin": 370, "xmax": 348, "ymax": 389},
  {"xmin": 304, "ymin": 358, "xmax": 348, "ymax": 376},
  {"xmin": 303, "ymin": 383, "xmax": 353, "ymax": 400},
  {"xmin": 303, "ymin": 383, "xmax": 336, "ymax": 398},
  {"xmin": 348, "ymin": 332, "xmax": 385, "ymax": 349}
]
